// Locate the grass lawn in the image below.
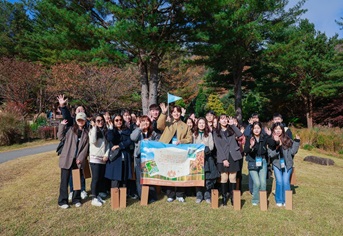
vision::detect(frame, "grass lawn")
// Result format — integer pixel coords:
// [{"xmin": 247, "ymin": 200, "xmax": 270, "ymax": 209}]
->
[{"xmin": 0, "ymin": 148, "xmax": 342, "ymax": 235}]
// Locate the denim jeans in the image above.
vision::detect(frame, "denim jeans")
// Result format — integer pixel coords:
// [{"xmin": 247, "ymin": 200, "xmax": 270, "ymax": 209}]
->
[
  {"xmin": 249, "ymin": 159, "xmax": 267, "ymax": 204},
  {"xmin": 273, "ymin": 165, "xmax": 293, "ymax": 204}
]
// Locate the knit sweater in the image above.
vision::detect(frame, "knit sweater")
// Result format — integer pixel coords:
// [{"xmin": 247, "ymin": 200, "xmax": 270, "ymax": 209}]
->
[{"xmin": 88, "ymin": 126, "xmax": 109, "ymax": 164}]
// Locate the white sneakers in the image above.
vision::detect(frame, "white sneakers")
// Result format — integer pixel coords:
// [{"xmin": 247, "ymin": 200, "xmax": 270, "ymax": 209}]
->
[
  {"xmin": 81, "ymin": 190, "xmax": 88, "ymax": 199},
  {"xmin": 176, "ymin": 197, "xmax": 185, "ymax": 203},
  {"xmin": 69, "ymin": 191, "xmax": 87, "ymax": 200},
  {"xmin": 91, "ymin": 198, "xmax": 103, "ymax": 207},
  {"xmin": 276, "ymin": 203, "xmax": 283, "ymax": 207},
  {"xmin": 167, "ymin": 198, "xmax": 174, "ymax": 202},
  {"xmin": 59, "ymin": 204, "xmax": 69, "ymax": 209},
  {"xmin": 74, "ymin": 202, "xmax": 82, "ymax": 208},
  {"xmin": 195, "ymin": 199, "xmax": 202, "ymax": 204}
]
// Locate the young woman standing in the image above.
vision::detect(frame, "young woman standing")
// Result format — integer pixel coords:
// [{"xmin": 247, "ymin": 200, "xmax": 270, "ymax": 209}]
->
[
  {"xmin": 157, "ymin": 103, "xmax": 192, "ymax": 202},
  {"xmin": 57, "ymin": 112, "xmax": 89, "ymax": 209},
  {"xmin": 193, "ymin": 117, "xmax": 219, "ymax": 204},
  {"xmin": 130, "ymin": 115, "xmax": 160, "ymax": 203},
  {"xmin": 268, "ymin": 122, "xmax": 300, "ymax": 207},
  {"xmin": 105, "ymin": 115, "xmax": 133, "ymax": 189},
  {"xmin": 213, "ymin": 115, "xmax": 243, "ymax": 206},
  {"xmin": 244, "ymin": 122, "xmax": 268, "ymax": 206},
  {"xmin": 89, "ymin": 114, "xmax": 109, "ymax": 206}
]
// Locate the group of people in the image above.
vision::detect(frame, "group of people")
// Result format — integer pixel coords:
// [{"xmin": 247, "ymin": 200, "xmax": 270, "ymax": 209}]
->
[{"xmin": 56, "ymin": 94, "xmax": 300, "ymax": 209}]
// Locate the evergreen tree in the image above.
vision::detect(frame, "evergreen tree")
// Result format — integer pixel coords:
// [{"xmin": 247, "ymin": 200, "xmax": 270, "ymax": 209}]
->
[
  {"xmin": 185, "ymin": 0, "xmax": 305, "ymax": 123},
  {"xmin": 259, "ymin": 20, "xmax": 342, "ymax": 127},
  {"xmin": 206, "ymin": 94, "xmax": 225, "ymax": 116}
]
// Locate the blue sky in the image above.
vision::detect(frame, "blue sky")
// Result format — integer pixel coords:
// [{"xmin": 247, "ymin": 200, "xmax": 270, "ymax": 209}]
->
[
  {"xmin": 288, "ymin": 0, "xmax": 343, "ymax": 38},
  {"xmin": 7, "ymin": 0, "xmax": 343, "ymax": 38}
]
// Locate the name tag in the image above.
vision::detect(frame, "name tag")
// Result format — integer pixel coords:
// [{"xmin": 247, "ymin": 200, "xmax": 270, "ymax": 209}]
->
[
  {"xmin": 172, "ymin": 137, "xmax": 178, "ymax": 145},
  {"xmin": 280, "ymin": 158, "xmax": 285, "ymax": 168},
  {"xmin": 256, "ymin": 157, "xmax": 262, "ymax": 167}
]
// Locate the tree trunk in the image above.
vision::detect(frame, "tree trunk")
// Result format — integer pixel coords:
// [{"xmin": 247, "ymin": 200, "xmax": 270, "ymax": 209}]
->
[
  {"xmin": 306, "ymin": 95, "xmax": 313, "ymax": 128},
  {"xmin": 140, "ymin": 61, "xmax": 149, "ymax": 115},
  {"xmin": 233, "ymin": 62, "xmax": 244, "ymax": 124},
  {"xmin": 148, "ymin": 56, "xmax": 160, "ymax": 109}
]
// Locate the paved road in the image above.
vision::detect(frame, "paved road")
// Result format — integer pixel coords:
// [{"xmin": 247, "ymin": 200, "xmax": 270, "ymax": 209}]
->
[{"xmin": 0, "ymin": 144, "xmax": 57, "ymax": 164}]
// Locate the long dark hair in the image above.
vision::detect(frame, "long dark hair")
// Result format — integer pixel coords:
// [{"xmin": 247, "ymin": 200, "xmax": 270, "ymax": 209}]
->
[
  {"xmin": 194, "ymin": 117, "xmax": 210, "ymax": 138},
  {"xmin": 250, "ymin": 121, "xmax": 263, "ymax": 137},
  {"xmin": 140, "ymin": 115, "xmax": 153, "ymax": 138},
  {"xmin": 271, "ymin": 122, "xmax": 292, "ymax": 149},
  {"xmin": 113, "ymin": 114, "xmax": 127, "ymax": 131},
  {"xmin": 93, "ymin": 113, "xmax": 107, "ymax": 139},
  {"xmin": 186, "ymin": 117, "xmax": 195, "ymax": 133},
  {"xmin": 215, "ymin": 114, "xmax": 234, "ymax": 137}
]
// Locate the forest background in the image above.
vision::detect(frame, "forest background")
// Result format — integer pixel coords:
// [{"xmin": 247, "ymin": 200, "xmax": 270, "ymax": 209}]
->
[{"xmin": 0, "ymin": 0, "xmax": 342, "ymax": 153}]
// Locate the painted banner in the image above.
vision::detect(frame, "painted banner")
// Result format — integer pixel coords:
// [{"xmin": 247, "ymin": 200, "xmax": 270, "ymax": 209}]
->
[{"xmin": 140, "ymin": 140, "xmax": 205, "ymax": 187}]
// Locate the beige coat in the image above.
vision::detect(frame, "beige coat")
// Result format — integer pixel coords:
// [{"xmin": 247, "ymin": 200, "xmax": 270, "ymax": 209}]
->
[
  {"xmin": 157, "ymin": 113, "xmax": 192, "ymax": 144},
  {"xmin": 57, "ymin": 123, "xmax": 89, "ymax": 169}
]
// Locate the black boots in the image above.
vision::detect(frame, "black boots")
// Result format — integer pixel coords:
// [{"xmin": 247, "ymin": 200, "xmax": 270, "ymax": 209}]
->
[
  {"xmin": 229, "ymin": 183, "xmax": 236, "ymax": 205},
  {"xmin": 221, "ymin": 183, "xmax": 228, "ymax": 206}
]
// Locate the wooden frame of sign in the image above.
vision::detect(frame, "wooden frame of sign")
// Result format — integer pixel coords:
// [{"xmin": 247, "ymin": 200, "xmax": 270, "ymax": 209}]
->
[
  {"xmin": 233, "ymin": 190, "xmax": 241, "ymax": 211},
  {"xmin": 285, "ymin": 190, "xmax": 293, "ymax": 210},
  {"xmin": 141, "ymin": 186, "xmax": 149, "ymax": 206},
  {"xmin": 211, "ymin": 189, "xmax": 219, "ymax": 209},
  {"xmin": 119, "ymin": 187, "xmax": 127, "ymax": 208},
  {"xmin": 83, "ymin": 159, "xmax": 92, "ymax": 179},
  {"xmin": 111, "ymin": 188, "xmax": 120, "ymax": 209},
  {"xmin": 259, "ymin": 191, "xmax": 268, "ymax": 211},
  {"xmin": 72, "ymin": 169, "xmax": 81, "ymax": 190}
]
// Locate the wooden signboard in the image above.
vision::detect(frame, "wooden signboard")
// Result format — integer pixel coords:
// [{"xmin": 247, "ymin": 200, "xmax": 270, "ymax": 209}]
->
[
  {"xmin": 211, "ymin": 189, "xmax": 219, "ymax": 209},
  {"xmin": 140, "ymin": 186, "xmax": 149, "ymax": 206},
  {"xmin": 233, "ymin": 190, "xmax": 241, "ymax": 211},
  {"xmin": 72, "ymin": 169, "xmax": 81, "ymax": 191},
  {"xmin": 111, "ymin": 188, "xmax": 120, "ymax": 209},
  {"xmin": 119, "ymin": 187, "xmax": 127, "ymax": 208},
  {"xmin": 259, "ymin": 191, "xmax": 268, "ymax": 211},
  {"xmin": 285, "ymin": 190, "xmax": 293, "ymax": 210}
]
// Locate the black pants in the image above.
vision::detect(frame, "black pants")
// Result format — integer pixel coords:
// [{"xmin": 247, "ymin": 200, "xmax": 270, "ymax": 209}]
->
[
  {"xmin": 166, "ymin": 187, "xmax": 185, "ymax": 198},
  {"xmin": 90, "ymin": 163, "xmax": 106, "ymax": 199},
  {"xmin": 58, "ymin": 160, "xmax": 81, "ymax": 205}
]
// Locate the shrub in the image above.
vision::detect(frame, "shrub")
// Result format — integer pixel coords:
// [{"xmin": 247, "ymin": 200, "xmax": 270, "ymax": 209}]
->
[
  {"xmin": 303, "ymin": 144, "xmax": 314, "ymax": 151},
  {"xmin": 0, "ymin": 111, "xmax": 27, "ymax": 145},
  {"xmin": 295, "ymin": 126, "xmax": 343, "ymax": 154}
]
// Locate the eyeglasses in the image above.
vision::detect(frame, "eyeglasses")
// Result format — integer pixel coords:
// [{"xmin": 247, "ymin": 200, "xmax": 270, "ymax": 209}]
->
[
  {"xmin": 115, "ymin": 119, "xmax": 122, "ymax": 122},
  {"xmin": 96, "ymin": 119, "xmax": 104, "ymax": 123}
]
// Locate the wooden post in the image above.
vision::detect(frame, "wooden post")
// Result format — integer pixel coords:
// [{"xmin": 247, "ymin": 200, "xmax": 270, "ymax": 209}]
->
[
  {"xmin": 83, "ymin": 159, "xmax": 91, "ymax": 179},
  {"xmin": 290, "ymin": 167, "xmax": 297, "ymax": 185},
  {"xmin": 233, "ymin": 190, "xmax": 241, "ymax": 211},
  {"xmin": 259, "ymin": 191, "xmax": 268, "ymax": 211},
  {"xmin": 119, "ymin": 187, "xmax": 127, "ymax": 208},
  {"xmin": 211, "ymin": 189, "xmax": 219, "ymax": 209},
  {"xmin": 141, "ymin": 186, "xmax": 149, "ymax": 206},
  {"xmin": 111, "ymin": 188, "xmax": 120, "ymax": 210},
  {"xmin": 72, "ymin": 169, "xmax": 81, "ymax": 191},
  {"xmin": 285, "ymin": 190, "xmax": 293, "ymax": 210}
]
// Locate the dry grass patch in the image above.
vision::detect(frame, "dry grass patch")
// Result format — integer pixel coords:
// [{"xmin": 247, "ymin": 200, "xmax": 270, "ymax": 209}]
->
[{"xmin": 0, "ymin": 149, "xmax": 343, "ymax": 235}]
